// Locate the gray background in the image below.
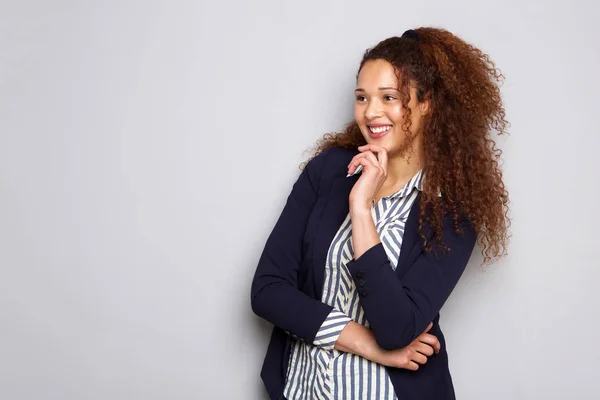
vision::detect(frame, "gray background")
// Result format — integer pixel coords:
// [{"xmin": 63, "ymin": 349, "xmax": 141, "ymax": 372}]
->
[{"xmin": 1, "ymin": 1, "xmax": 599, "ymax": 399}]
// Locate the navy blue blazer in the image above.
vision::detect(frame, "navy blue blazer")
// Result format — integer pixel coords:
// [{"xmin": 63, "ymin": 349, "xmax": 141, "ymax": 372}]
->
[{"xmin": 251, "ymin": 146, "xmax": 477, "ymax": 400}]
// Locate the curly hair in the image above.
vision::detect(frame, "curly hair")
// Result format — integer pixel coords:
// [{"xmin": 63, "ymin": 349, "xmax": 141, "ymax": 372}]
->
[{"xmin": 309, "ymin": 27, "xmax": 510, "ymax": 263}]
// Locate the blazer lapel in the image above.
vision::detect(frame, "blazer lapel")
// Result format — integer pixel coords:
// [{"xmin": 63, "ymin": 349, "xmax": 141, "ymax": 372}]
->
[
  {"xmin": 395, "ymin": 192, "xmax": 439, "ymax": 277},
  {"xmin": 395, "ymin": 192, "xmax": 422, "ymax": 276},
  {"xmin": 312, "ymin": 174, "xmax": 358, "ymax": 298}
]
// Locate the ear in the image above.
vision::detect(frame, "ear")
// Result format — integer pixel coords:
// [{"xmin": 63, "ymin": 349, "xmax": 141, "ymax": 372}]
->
[
  {"xmin": 420, "ymin": 99, "xmax": 431, "ymax": 116},
  {"xmin": 416, "ymin": 88, "xmax": 432, "ymax": 116}
]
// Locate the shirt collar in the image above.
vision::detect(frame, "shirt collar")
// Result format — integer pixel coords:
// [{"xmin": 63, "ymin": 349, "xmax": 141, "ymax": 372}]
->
[{"xmin": 387, "ymin": 169, "xmax": 424, "ymax": 200}]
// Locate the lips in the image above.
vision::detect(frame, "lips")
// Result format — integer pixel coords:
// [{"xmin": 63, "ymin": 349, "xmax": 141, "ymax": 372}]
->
[{"xmin": 368, "ymin": 125, "xmax": 392, "ymax": 138}]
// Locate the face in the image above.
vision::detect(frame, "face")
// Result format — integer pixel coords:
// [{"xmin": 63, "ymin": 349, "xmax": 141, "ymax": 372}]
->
[{"xmin": 354, "ymin": 59, "xmax": 428, "ymax": 158}]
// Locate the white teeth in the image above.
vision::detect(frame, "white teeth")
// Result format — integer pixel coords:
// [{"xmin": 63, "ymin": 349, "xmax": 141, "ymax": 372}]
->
[{"xmin": 370, "ymin": 126, "xmax": 391, "ymax": 133}]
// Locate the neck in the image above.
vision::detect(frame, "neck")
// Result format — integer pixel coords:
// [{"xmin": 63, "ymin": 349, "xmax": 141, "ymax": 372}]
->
[{"xmin": 381, "ymin": 144, "xmax": 424, "ymax": 195}]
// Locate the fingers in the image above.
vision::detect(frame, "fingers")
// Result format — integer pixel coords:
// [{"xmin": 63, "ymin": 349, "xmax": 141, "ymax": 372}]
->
[
  {"xmin": 396, "ymin": 324, "xmax": 441, "ymax": 371},
  {"xmin": 361, "ymin": 151, "xmax": 380, "ymax": 168},
  {"xmin": 411, "ymin": 350, "xmax": 428, "ymax": 365},
  {"xmin": 390, "ymin": 347, "xmax": 431, "ymax": 371},
  {"xmin": 358, "ymin": 144, "xmax": 386, "ymax": 154},
  {"xmin": 347, "ymin": 151, "xmax": 380, "ymax": 175},
  {"xmin": 418, "ymin": 323, "xmax": 440, "ymax": 354},
  {"xmin": 406, "ymin": 361, "xmax": 420, "ymax": 371},
  {"xmin": 359, "ymin": 144, "xmax": 388, "ymax": 172},
  {"xmin": 424, "ymin": 322, "xmax": 433, "ymax": 333},
  {"xmin": 417, "ymin": 333, "xmax": 441, "ymax": 354},
  {"xmin": 347, "ymin": 147, "xmax": 387, "ymax": 176},
  {"xmin": 415, "ymin": 342, "xmax": 434, "ymax": 357},
  {"xmin": 347, "ymin": 153, "xmax": 366, "ymax": 175}
]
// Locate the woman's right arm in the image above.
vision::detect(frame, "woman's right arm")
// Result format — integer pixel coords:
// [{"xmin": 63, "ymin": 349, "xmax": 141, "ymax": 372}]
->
[
  {"xmin": 336, "ymin": 321, "xmax": 440, "ymax": 370},
  {"xmin": 250, "ymin": 149, "xmax": 336, "ymax": 345}
]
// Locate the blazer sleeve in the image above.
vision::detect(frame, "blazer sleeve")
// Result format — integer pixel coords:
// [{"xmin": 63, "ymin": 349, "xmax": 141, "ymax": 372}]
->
[
  {"xmin": 250, "ymin": 149, "xmax": 336, "ymax": 345},
  {"xmin": 345, "ymin": 216, "xmax": 477, "ymax": 350}
]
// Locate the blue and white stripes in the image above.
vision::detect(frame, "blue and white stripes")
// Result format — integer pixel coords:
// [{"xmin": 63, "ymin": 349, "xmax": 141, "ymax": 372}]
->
[
  {"xmin": 283, "ymin": 169, "xmax": 424, "ymax": 400},
  {"xmin": 313, "ymin": 310, "xmax": 352, "ymax": 351}
]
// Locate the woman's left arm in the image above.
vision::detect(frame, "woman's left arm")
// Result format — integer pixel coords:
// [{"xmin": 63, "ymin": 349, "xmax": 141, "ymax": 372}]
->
[
  {"xmin": 348, "ymin": 209, "xmax": 476, "ymax": 351},
  {"xmin": 346, "ymin": 144, "xmax": 476, "ymax": 351}
]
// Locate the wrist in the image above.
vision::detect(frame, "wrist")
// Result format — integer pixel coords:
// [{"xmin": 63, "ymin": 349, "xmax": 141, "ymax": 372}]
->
[
  {"xmin": 337, "ymin": 322, "xmax": 380, "ymax": 360},
  {"xmin": 364, "ymin": 341, "xmax": 387, "ymax": 365},
  {"xmin": 357, "ymin": 327, "xmax": 384, "ymax": 362},
  {"xmin": 350, "ymin": 203, "xmax": 371, "ymax": 218}
]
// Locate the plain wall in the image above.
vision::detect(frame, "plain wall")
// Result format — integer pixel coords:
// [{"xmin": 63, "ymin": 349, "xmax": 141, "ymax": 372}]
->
[{"xmin": 1, "ymin": 1, "xmax": 599, "ymax": 399}]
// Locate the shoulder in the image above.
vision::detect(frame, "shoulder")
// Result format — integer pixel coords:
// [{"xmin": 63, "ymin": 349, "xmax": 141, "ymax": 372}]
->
[
  {"xmin": 298, "ymin": 147, "xmax": 358, "ymax": 196},
  {"xmin": 305, "ymin": 146, "xmax": 359, "ymax": 181}
]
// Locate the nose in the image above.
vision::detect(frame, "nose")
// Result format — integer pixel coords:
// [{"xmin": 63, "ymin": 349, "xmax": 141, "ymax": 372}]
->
[{"xmin": 365, "ymin": 98, "xmax": 383, "ymax": 120}]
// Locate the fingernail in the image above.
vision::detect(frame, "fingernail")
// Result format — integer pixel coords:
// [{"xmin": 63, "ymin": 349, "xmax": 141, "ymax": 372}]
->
[{"xmin": 346, "ymin": 165, "xmax": 362, "ymax": 178}]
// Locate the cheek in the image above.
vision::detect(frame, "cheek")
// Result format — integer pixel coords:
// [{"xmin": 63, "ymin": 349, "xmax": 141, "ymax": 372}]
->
[
  {"xmin": 354, "ymin": 106, "xmax": 364, "ymax": 124},
  {"xmin": 388, "ymin": 106, "xmax": 405, "ymax": 125}
]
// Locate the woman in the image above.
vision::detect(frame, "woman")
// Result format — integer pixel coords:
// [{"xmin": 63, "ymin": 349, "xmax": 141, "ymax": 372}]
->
[{"xmin": 251, "ymin": 27, "xmax": 509, "ymax": 400}]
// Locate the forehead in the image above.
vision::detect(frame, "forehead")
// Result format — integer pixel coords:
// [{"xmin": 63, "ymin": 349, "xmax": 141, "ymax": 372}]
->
[{"xmin": 356, "ymin": 59, "xmax": 399, "ymax": 88}]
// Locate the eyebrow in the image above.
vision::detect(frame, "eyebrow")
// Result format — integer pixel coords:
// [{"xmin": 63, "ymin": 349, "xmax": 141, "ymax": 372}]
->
[{"xmin": 354, "ymin": 87, "xmax": 400, "ymax": 92}]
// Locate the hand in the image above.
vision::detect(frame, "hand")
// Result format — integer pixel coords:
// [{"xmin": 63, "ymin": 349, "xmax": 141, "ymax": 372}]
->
[
  {"xmin": 377, "ymin": 323, "xmax": 441, "ymax": 371},
  {"xmin": 348, "ymin": 144, "xmax": 388, "ymax": 212}
]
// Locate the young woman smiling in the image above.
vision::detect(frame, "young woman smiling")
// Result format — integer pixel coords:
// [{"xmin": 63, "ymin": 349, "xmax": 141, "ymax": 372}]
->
[{"xmin": 251, "ymin": 27, "xmax": 509, "ymax": 400}]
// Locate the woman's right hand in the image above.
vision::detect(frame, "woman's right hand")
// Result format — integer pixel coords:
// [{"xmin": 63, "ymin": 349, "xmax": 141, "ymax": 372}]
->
[{"xmin": 378, "ymin": 323, "xmax": 440, "ymax": 370}]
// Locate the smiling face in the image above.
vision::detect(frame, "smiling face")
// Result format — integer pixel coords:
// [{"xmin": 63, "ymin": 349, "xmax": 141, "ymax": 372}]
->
[{"xmin": 354, "ymin": 59, "xmax": 428, "ymax": 158}]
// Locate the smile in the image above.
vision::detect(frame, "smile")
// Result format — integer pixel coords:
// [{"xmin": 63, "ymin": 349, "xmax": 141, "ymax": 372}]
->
[{"xmin": 368, "ymin": 125, "xmax": 392, "ymax": 138}]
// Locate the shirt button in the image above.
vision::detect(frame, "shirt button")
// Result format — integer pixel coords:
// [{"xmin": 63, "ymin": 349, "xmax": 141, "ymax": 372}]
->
[
  {"xmin": 356, "ymin": 271, "xmax": 363, "ymax": 279},
  {"xmin": 359, "ymin": 279, "xmax": 365, "ymax": 288}
]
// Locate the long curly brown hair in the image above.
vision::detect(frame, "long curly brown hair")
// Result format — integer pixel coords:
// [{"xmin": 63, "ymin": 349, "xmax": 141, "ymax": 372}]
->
[{"xmin": 310, "ymin": 27, "xmax": 510, "ymax": 263}]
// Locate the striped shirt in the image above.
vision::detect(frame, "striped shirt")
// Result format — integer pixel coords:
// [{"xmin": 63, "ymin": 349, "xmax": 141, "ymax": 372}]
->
[{"xmin": 283, "ymin": 169, "xmax": 424, "ymax": 400}]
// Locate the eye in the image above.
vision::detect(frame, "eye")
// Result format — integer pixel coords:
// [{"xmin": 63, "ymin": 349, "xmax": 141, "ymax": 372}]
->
[
  {"xmin": 355, "ymin": 95, "xmax": 367, "ymax": 102},
  {"xmin": 383, "ymin": 95, "xmax": 395, "ymax": 101}
]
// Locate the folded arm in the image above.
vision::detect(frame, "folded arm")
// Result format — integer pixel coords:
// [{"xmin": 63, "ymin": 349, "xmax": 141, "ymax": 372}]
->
[{"xmin": 348, "ymin": 209, "xmax": 477, "ymax": 350}]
